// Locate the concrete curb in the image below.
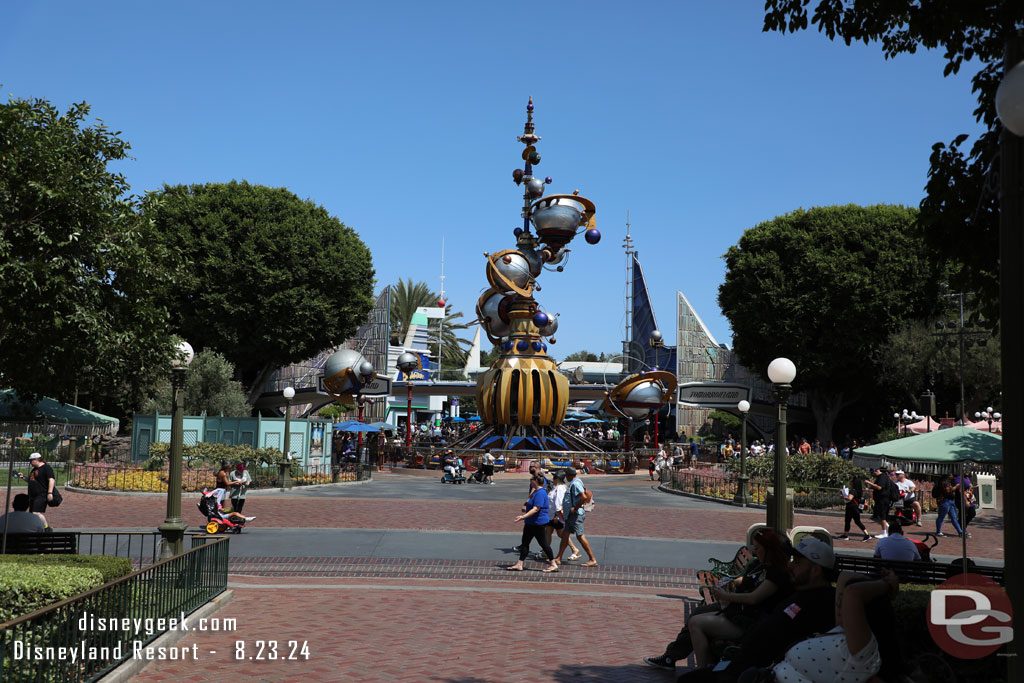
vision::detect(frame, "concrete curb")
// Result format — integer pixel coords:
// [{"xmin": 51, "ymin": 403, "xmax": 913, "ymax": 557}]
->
[
  {"xmin": 65, "ymin": 478, "xmax": 372, "ymax": 498},
  {"xmin": 98, "ymin": 589, "xmax": 234, "ymax": 683}
]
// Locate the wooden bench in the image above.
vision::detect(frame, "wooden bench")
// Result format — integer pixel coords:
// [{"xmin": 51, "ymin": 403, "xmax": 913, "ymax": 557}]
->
[
  {"xmin": 698, "ymin": 545, "xmax": 756, "ymax": 603},
  {"xmin": 2, "ymin": 532, "xmax": 78, "ymax": 555},
  {"xmin": 834, "ymin": 554, "xmax": 1004, "ymax": 585}
]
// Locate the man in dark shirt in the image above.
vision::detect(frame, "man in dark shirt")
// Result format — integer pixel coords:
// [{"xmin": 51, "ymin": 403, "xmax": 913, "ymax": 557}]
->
[
  {"xmin": 865, "ymin": 466, "xmax": 892, "ymax": 538},
  {"xmin": 26, "ymin": 452, "xmax": 56, "ymax": 528},
  {"xmin": 678, "ymin": 537, "xmax": 837, "ymax": 683}
]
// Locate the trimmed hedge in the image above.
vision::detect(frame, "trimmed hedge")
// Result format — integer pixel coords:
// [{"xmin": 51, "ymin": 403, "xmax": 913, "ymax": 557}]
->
[
  {"xmin": 723, "ymin": 452, "xmax": 867, "ymax": 488},
  {"xmin": 0, "ymin": 563, "xmax": 103, "ymax": 623},
  {"xmin": 0, "ymin": 554, "xmax": 132, "ymax": 584}
]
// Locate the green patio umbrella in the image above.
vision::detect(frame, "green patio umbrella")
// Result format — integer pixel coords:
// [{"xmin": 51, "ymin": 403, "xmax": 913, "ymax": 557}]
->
[
  {"xmin": 0, "ymin": 390, "xmax": 119, "ymax": 437},
  {"xmin": 853, "ymin": 426, "xmax": 1001, "ymax": 572}
]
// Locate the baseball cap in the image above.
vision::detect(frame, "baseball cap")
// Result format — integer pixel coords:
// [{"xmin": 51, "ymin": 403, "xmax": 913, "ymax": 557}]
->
[
  {"xmin": 790, "ymin": 537, "xmax": 835, "ymax": 570},
  {"xmin": 894, "ymin": 469, "xmax": 904, "ymax": 474},
  {"xmin": 29, "ymin": 452, "xmax": 42, "ymax": 461},
  {"xmin": 565, "ymin": 466, "xmax": 577, "ymax": 477}
]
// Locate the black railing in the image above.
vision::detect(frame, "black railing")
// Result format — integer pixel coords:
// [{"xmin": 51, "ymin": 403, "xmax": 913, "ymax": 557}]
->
[{"xmin": 0, "ymin": 535, "xmax": 229, "ymax": 682}]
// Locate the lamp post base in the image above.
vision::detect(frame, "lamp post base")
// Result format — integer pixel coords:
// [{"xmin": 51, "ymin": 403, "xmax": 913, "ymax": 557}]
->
[
  {"xmin": 278, "ymin": 463, "xmax": 293, "ymax": 489},
  {"xmin": 733, "ymin": 475, "xmax": 752, "ymax": 506},
  {"xmin": 157, "ymin": 521, "xmax": 187, "ymax": 559}
]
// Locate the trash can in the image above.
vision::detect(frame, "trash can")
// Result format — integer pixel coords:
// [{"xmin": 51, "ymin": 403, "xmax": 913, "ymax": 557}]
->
[
  {"xmin": 976, "ymin": 473, "xmax": 997, "ymax": 509},
  {"xmin": 765, "ymin": 487, "xmax": 794, "ymax": 529}
]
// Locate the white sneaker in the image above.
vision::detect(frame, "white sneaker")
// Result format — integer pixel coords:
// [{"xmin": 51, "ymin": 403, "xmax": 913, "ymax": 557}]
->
[
  {"xmin": 245, "ymin": 516, "xmax": 255, "ymax": 521},
  {"xmin": 874, "ymin": 532, "xmax": 887, "ymax": 539},
  {"xmin": 567, "ymin": 553, "xmax": 581, "ymax": 561}
]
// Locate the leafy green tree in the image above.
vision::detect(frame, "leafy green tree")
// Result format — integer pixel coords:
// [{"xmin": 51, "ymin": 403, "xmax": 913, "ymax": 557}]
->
[
  {"xmin": 562, "ymin": 350, "xmax": 612, "ymax": 362},
  {"xmin": 718, "ymin": 205, "xmax": 941, "ymax": 445},
  {"xmin": 878, "ymin": 306, "xmax": 1001, "ymax": 419},
  {"xmin": 762, "ymin": 1, "xmax": 1024, "ymax": 325},
  {"xmin": 141, "ymin": 350, "xmax": 251, "ymax": 416},
  {"xmin": 0, "ymin": 97, "xmax": 177, "ymax": 406},
  {"xmin": 143, "ymin": 181, "xmax": 374, "ymax": 401},
  {"xmin": 388, "ymin": 278, "xmax": 471, "ymax": 370}
]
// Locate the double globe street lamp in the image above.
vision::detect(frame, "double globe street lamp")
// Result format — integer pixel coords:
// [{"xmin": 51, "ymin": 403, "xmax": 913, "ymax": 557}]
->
[
  {"xmin": 894, "ymin": 409, "xmax": 919, "ymax": 435},
  {"xmin": 396, "ymin": 352, "xmax": 420, "ymax": 454}
]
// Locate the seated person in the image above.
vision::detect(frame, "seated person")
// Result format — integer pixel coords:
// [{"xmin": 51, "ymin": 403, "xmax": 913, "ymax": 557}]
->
[
  {"xmin": 442, "ymin": 450, "xmax": 461, "ymax": 476},
  {"xmin": 873, "ymin": 517, "xmax": 920, "ymax": 562},
  {"xmin": 757, "ymin": 570, "xmax": 898, "ymax": 683},
  {"xmin": 205, "ymin": 488, "xmax": 255, "ymax": 523},
  {"xmin": 679, "ymin": 537, "xmax": 838, "ymax": 683},
  {"xmin": 643, "ymin": 528, "xmax": 790, "ymax": 671},
  {"xmin": 0, "ymin": 493, "xmax": 45, "ymax": 533}
]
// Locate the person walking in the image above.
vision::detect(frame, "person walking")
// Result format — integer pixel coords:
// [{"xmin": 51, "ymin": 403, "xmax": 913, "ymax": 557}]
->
[
  {"xmin": 480, "ymin": 448, "xmax": 496, "ymax": 485},
  {"xmin": 955, "ymin": 472, "xmax": 977, "ymax": 532},
  {"xmin": 838, "ymin": 474, "xmax": 870, "ymax": 542},
  {"xmin": 554, "ymin": 467, "xmax": 597, "ymax": 567},
  {"xmin": 864, "ymin": 467, "xmax": 892, "ymax": 538},
  {"xmin": 934, "ymin": 473, "xmax": 964, "ymax": 538},
  {"xmin": 25, "ymin": 453, "xmax": 56, "ymax": 529},
  {"xmin": 538, "ymin": 470, "xmax": 580, "ymax": 561},
  {"xmin": 507, "ymin": 474, "xmax": 559, "ymax": 573},
  {"xmin": 228, "ymin": 462, "xmax": 252, "ymax": 514}
]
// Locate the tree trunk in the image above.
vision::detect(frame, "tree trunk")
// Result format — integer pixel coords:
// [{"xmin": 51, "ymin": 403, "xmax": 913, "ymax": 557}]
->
[{"xmin": 808, "ymin": 389, "xmax": 858, "ymax": 446}]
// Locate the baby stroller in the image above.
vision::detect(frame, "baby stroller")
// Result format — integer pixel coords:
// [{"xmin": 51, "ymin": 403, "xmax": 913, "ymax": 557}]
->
[
  {"xmin": 466, "ymin": 467, "xmax": 486, "ymax": 484},
  {"xmin": 891, "ymin": 494, "xmax": 919, "ymax": 526},
  {"xmin": 197, "ymin": 488, "xmax": 247, "ymax": 534}
]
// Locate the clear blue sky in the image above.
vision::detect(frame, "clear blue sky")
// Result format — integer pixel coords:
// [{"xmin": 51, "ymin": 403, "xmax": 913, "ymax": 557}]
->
[{"xmin": 1, "ymin": 1, "xmax": 984, "ymax": 360}]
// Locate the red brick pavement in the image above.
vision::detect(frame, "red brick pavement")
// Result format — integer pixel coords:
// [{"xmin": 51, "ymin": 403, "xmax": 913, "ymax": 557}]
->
[
  {"xmin": 131, "ymin": 582, "xmax": 691, "ymax": 682},
  {"xmin": 48, "ymin": 489, "xmax": 1004, "ymax": 560}
]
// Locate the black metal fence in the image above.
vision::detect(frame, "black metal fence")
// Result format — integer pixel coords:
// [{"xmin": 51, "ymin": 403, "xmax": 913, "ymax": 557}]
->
[{"xmin": 0, "ymin": 535, "xmax": 228, "ymax": 682}]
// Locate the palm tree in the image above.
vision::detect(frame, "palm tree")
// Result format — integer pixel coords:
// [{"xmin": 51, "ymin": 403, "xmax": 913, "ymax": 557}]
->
[{"xmin": 389, "ymin": 278, "xmax": 472, "ymax": 372}]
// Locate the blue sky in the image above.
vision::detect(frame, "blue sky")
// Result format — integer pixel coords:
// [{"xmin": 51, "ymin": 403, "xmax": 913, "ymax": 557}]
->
[{"xmin": 1, "ymin": 1, "xmax": 984, "ymax": 360}]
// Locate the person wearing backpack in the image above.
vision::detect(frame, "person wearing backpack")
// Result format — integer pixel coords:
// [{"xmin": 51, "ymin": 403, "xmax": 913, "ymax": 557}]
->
[
  {"xmin": 864, "ymin": 467, "xmax": 894, "ymax": 539},
  {"xmin": 553, "ymin": 467, "xmax": 598, "ymax": 567}
]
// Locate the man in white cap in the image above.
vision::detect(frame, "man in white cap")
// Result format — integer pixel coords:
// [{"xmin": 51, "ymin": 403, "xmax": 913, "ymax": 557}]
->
[
  {"xmin": 894, "ymin": 470, "xmax": 922, "ymax": 525},
  {"xmin": 688, "ymin": 537, "xmax": 837, "ymax": 682}
]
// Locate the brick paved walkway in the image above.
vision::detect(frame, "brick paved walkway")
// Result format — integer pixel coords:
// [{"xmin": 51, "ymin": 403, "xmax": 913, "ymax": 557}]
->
[{"xmin": 132, "ymin": 581, "xmax": 694, "ymax": 682}]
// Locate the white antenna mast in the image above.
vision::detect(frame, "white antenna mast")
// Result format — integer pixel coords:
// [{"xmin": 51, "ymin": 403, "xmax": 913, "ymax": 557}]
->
[
  {"xmin": 438, "ymin": 236, "xmax": 446, "ymax": 378},
  {"xmin": 623, "ymin": 210, "xmax": 635, "ymax": 347}
]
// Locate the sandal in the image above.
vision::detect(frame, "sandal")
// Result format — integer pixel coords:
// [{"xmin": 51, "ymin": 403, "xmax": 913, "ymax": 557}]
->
[
  {"xmin": 542, "ymin": 565, "xmax": 559, "ymax": 573},
  {"xmin": 567, "ymin": 553, "xmax": 582, "ymax": 561},
  {"xmin": 506, "ymin": 565, "xmax": 524, "ymax": 572},
  {"xmin": 581, "ymin": 560, "xmax": 599, "ymax": 567}
]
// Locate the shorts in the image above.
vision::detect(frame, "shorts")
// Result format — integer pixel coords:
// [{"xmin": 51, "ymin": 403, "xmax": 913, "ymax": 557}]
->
[
  {"xmin": 482, "ymin": 464, "xmax": 494, "ymax": 476},
  {"xmin": 564, "ymin": 513, "xmax": 584, "ymax": 536},
  {"xmin": 872, "ymin": 498, "xmax": 890, "ymax": 520},
  {"xmin": 29, "ymin": 494, "xmax": 48, "ymax": 513},
  {"xmin": 547, "ymin": 518, "xmax": 564, "ymax": 531}
]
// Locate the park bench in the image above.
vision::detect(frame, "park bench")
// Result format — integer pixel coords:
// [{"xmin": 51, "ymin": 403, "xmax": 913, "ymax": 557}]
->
[
  {"xmin": 707, "ymin": 544, "xmax": 755, "ymax": 580},
  {"xmin": 834, "ymin": 553, "xmax": 1005, "ymax": 585},
  {"xmin": 2, "ymin": 532, "xmax": 78, "ymax": 555}
]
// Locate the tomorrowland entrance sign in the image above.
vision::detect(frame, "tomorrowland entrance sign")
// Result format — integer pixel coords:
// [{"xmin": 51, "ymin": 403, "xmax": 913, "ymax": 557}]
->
[{"xmin": 678, "ymin": 382, "xmax": 751, "ymax": 409}]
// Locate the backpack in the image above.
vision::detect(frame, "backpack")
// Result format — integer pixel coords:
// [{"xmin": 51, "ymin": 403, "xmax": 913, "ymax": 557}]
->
[{"xmin": 887, "ymin": 476, "xmax": 901, "ymax": 501}]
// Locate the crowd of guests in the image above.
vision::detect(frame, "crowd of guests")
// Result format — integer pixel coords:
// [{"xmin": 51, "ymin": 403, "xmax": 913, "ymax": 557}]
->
[{"xmin": 645, "ymin": 530, "xmax": 907, "ymax": 682}]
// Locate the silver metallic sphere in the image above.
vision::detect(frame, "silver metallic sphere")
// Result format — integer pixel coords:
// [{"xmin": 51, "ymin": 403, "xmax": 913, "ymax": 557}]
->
[
  {"xmin": 519, "ymin": 245, "xmax": 544, "ymax": 276},
  {"xmin": 618, "ymin": 380, "xmax": 664, "ymax": 419},
  {"xmin": 540, "ymin": 315, "xmax": 559, "ymax": 337},
  {"xmin": 531, "ymin": 202, "xmax": 582, "ymax": 233},
  {"xmin": 492, "ymin": 252, "xmax": 532, "ymax": 292},
  {"xmin": 526, "ymin": 177, "xmax": 545, "ymax": 199},
  {"xmin": 358, "ymin": 360, "xmax": 374, "ymax": 377},
  {"xmin": 480, "ymin": 291, "xmax": 511, "ymax": 337},
  {"xmin": 396, "ymin": 351, "xmax": 419, "ymax": 372},
  {"xmin": 323, "ymin": 348, "xmax": 374, "ymax": 397}
]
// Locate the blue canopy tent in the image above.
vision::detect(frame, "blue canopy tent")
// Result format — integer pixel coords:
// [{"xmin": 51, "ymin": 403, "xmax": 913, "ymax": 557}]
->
[
  {"xmin": 581, "ymin": 418, "xmax": 605, "ymax": 424},
  {"xmin": 367, "ymin": 422, "xmax": 400, "ymax": 431}
]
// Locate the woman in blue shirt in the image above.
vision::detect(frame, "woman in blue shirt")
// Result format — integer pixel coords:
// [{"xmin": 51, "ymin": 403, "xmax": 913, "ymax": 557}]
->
[{"xmin": 507, "ymin": 474, "xmax": 559, "ymax": 573}]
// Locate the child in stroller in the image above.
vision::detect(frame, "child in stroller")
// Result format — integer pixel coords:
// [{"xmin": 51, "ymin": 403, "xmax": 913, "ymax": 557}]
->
[{"xmin": 198, "ymin": 487, "xmax": 254, "ymax": 534}]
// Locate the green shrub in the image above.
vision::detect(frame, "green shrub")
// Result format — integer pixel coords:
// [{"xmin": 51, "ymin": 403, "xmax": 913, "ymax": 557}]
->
[
  {"xmin": 0, "ymin": 563, "xmax": 103, "ymax": 622},
  {"xmin": 148, "ymin": 442, "xmax": 292, "ymax": 470},
  {"xmin": 724, "ymin": 452, "xmax": 867, "ymax": 488},
  {"xmin": 0, "ymin": 554, "xmax": 132, "ymax": 584}
]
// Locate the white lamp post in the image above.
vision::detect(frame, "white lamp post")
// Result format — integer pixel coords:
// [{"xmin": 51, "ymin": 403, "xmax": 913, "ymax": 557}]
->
[
  {"xmin": 767, "ymin": 357, "xmax": 796, "ymax": 531},
  {"xmin": 281, "ymin": 386, "xmax": 295, "ymax": 488},
  {"xmin": 734, "ymin": 399, "xmax": 751, "ymax": 505}
]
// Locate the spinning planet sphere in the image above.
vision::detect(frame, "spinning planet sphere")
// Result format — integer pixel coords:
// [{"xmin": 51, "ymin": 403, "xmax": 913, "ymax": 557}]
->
[
  {"xmin": 533, "ymin": 311, "xmax": 550, "ymax": 328},
  {"xmin": 585, "ymin": 228, "xmax": 601, "ymax": 245}
]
